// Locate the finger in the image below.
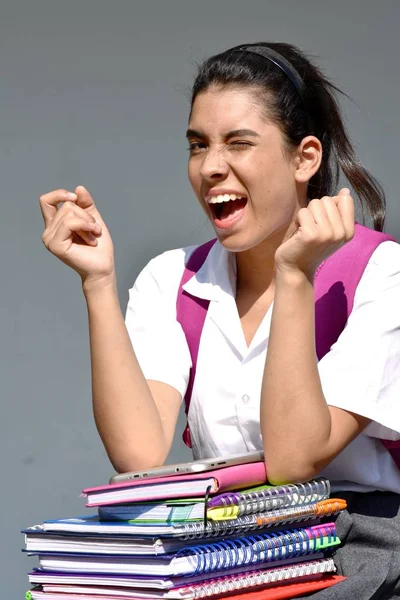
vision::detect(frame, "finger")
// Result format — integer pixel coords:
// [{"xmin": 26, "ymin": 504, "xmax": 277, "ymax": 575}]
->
[
  {"xmin": 75, "ymin": 185, "xmax": 97, "ymax": 211},
  {"xmin": 319, "ymin": 196, "xmax": 346, "ymax": 241},
  {"xmin": 57, "ymin": 217, "xmax": 101, "ymax": 245},
  {"xmin": 307, "ymin": 198, "xmax": 333, "ymax": 235},
  {"xmin": 331, "ymin": 190, "xmax": 355, "ymax": 239},
  {"xmin": 39, "ymin": 189, "xmax": 78, "ymax": 227},
  {"xmin": 338, "ymin": 187, "xmax": 350, "ymax": 196},
  {"xmin": 47, "ymin": 200, "xmax": 99, "ymax": 236},
  {"xmin": 44, "ymin": 217, "xmax": 100, "ymax": 251},
  {"xmin": 336, "ymin": 193, "xmax": 355, "ymax": 240},
  {"xmin": 296, "ymin": 206, "xmax": 319, "ymax": 238},
  {"xmin": 73, "ymin": 229, "xmax": 100, "ymax": 246}
]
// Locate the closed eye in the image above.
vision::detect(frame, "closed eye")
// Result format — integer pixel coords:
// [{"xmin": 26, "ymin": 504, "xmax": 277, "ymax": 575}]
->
[
  {"xmin": 188, "ymin": 141, "xmax": 253, "ymax": 153},
  {"xmin": 229, "ymin": 141, "xmax": 253, "ymax": 150}
]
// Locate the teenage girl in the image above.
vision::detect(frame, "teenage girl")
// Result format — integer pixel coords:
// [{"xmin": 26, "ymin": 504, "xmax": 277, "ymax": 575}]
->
[{"xmin": 40, "ymin": 43, "xmax": 400, "ymax": 598}]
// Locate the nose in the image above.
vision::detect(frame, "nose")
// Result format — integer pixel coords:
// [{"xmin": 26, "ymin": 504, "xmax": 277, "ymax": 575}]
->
[{"xmin": 199, "ymin": 147, "xmax": 229, "ymax": 181}]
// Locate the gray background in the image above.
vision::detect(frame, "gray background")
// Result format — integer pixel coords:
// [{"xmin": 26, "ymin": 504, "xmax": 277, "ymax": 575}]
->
[{"xmin": 1, "ymin": 0, "xmax": 399, "ymax": 595}]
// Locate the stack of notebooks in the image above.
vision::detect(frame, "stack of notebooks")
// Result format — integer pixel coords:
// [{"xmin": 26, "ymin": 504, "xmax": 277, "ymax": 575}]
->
[{"xmin": 23, "ymin": 461, "xmax": 347, "ymax": 599}]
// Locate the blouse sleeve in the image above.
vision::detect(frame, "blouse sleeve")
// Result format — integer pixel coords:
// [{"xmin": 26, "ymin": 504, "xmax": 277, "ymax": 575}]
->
[
  {"xmin": 318, "ymin": 241, "xmax": 400, "ymax": 440},
  {"xmin": 124, "ymin": 250, "xmax": 192, "ymax": 399}
]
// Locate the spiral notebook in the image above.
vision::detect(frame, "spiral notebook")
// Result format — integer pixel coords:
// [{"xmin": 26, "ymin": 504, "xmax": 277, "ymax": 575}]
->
[
  {"xmin": 27, "ymin": 575, "xmax": 346, "ymax": 600},
  {"xmin": 27, "ymin": 557, "xmax": 337, "ymax": 598},
  {"xmin": 189, "ymin": 575, "xmax": 346, "ymax": 600},
  {"xmin": 178, "ymin": 557, "xmax": 337, "ymax": 599},
  {"xmin": 208, "ymin": 478, "xmax": 330, "ymax": 519},
  {"xmin": 83, "ymin": 462, "xmax": 267, "ymax": 507},
  {"xmin": 97, "ymin": 478, "xmax": 330, "ymax": 523},
  {"xmin": 183, "ymin": 575, "xmax": 345, "ymax": 600},
  {"xmin": 28, "ymin": 555, "xmax": 327, "ymax": 589},
  {"xmin": 24, "ymin": 499, "xmax": 346, "ymax": 555},
  {"xmin": 24, "ymin": 523, "xmax": 189, "ymax": 556},
  {"xmin": 32, "ymin": 523, "xmax": 340, "ymax": 577}
]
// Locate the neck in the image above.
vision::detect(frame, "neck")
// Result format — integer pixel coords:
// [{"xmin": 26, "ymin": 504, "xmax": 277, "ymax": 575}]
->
[{"xmin": 235, "ymin": 222, "xmax": 296, "ymax": 295}]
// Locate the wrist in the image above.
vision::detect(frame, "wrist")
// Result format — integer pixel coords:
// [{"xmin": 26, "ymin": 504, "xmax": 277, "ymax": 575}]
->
[
  {"xmin": 82, "ymin": 272, "xmax": 118, "ymax": 299},
  {"xmin": 275, "ymin": 265, "xmax": 314, "ymax": 288}
]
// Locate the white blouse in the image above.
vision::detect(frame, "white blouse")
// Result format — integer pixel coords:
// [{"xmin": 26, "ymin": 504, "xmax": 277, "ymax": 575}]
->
[{"xmin": 125, "ymin": 240, "xmax": 400, "ymax": 494}]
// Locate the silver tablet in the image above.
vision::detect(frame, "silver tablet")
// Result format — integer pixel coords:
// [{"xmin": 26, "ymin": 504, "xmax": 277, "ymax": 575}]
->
[{"xmin": 109, "ymin": 450, "xmax": 264, "ymax": 484}]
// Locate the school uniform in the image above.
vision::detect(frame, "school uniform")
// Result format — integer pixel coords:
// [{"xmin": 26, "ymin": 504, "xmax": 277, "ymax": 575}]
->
[{"xmin": 125, "ymin": 238, "xmax": 400, "ymax": 598}]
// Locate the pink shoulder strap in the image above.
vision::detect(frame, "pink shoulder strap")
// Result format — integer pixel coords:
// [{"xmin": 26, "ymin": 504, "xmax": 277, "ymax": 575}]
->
[
  {"xmin": 176, "ymin": 226, "xmax": 400, "ymax": 468},
  {"xmin": 314, "ymin": 223, "xmax": 396, "ymax": 359},
  {"xmin": 314, "ymin": 223, "xmax": 399, "ymax": 468},
  {"xmin": 176, "ymin": 240, "xmax": 216, "ymax": 447}
]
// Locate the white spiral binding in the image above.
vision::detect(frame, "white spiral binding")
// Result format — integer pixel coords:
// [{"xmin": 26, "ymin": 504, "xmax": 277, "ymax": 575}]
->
[
  {"xmin": 184, "ymin": 557, "xmax": 335, "ymax": 598},
  {"xmin": 177, "ymin": 514, "xmax": 263, "ymax": 540},
  {"xmin": 217, "ymin": 478, "xmax": 331, "ymax": 517},
  {"xmin": 256, "ymin": 499, "xmax": 344, "ymax": 525},
  {"xmin": 176, "ymin": 495, "xmax": 341, "ymax": 540}
]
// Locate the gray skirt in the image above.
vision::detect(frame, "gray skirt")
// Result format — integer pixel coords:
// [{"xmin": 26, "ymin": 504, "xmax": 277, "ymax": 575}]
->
[{"xmin": 296, "ymin": 491, "xmax": 400, "ymax": 600}]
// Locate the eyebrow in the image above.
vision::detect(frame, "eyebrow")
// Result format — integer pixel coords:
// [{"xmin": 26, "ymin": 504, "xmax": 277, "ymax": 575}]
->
[{"xmin": 185, "ymin": 128, "xmax": 260, "ymax": 140}]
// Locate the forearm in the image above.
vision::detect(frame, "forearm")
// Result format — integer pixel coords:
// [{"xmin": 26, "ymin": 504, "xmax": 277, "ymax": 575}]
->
[
  {"xmin": 261, "ymin": 269, "xmax": 332, "ymax": 483},
  {"xmin": 83, "ymin": 279, "xmax": 169, "ymax": 473}
]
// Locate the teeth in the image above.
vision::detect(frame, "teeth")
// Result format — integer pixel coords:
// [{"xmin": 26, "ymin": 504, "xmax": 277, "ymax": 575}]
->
[{"xmin": 208, "ymin": 193, "xmax": 246, "ymax": 204}]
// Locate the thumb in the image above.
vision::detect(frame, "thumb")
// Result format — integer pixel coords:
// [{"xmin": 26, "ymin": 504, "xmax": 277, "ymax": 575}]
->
[
  {"xmin": 338, "ymin": 187, "xmax": 350, "ymax": 196},
  {"xmin": 75, "ymin": 185, "xmax": 96, "ymax": 210}
]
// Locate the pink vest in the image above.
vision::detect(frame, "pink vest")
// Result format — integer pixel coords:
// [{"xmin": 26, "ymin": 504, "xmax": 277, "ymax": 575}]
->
[{"xmin": 176, "ymin": 223, "xmax": 400, "ymax": 470}]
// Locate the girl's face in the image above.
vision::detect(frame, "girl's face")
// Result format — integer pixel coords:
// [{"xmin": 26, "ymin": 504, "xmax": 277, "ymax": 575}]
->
[{"xmin": 187, "ymin": 86, "xmax": 305, "ymax": 252}]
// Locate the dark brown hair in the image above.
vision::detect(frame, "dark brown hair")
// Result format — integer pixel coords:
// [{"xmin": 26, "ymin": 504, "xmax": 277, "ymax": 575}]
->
[{"xmin": 191, "ymin": 42, "xmax": 385, "ymax": 231}]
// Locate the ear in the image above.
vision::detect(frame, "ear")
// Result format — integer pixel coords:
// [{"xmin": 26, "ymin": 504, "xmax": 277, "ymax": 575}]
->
[{"xmin": 293, "ymin": 136, "xmax": 322, "ymax": 183}]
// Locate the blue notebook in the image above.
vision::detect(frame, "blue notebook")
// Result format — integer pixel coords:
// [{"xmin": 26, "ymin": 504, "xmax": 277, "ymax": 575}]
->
[
  {"xmin": 23, "ymin": 512, "xmax": 323, "ymax": 546},
  {"xmin": 98, "ymin": 500, "xmax": 204, "ymax": 523},
  {"xmin": 26, "ymin": 523, "xmax": 340, "ymax": 577}
]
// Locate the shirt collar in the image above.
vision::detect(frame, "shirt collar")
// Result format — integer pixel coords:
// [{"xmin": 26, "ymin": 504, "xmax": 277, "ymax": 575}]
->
[{"xmin": 182, "ymin": 241, "xmax": 236, "ymax": 302}]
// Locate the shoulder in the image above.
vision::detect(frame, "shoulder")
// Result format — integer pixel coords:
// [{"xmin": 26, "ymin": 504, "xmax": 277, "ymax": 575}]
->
[
  {"xmin": 128, "ymin": 244, "xmax": 201, "ymax": 307},
  {"xmin": 137, "ymin": 244, "xmax": 200, "ymax": 289},
  {"xmin": 364, "ymin": 240, "xmax": 400, "ymax": 273},
  {"xmin": 357, "ymin": 240, "xmax": 400, "ymax": 296},
  {"xmin": 352, "ymin": 240, "xmax": 400, "ymax": 318},
  {"xmin": 317, "ymin": 226, "xmax": 399, "ymax": 299},
  {"xmin": 350, "ymin": 223, "xmax": 399, "ymax": 272}
]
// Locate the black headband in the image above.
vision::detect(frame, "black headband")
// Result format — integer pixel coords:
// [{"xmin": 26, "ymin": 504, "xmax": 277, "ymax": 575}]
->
[{"xmin": 234, "ymin": 45, "xmax": 306, "ymax": 101}]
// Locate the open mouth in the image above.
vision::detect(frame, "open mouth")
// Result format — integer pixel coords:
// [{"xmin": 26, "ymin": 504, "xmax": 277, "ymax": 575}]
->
[{"xmin": 208, "ymin": 194, "xmax": 248, "ymax": 227}]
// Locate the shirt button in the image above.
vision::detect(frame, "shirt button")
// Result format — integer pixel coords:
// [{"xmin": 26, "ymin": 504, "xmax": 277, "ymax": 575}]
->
[{"xmin": 242, "ymin": 394, "xmax": 250, "ymax": 403}]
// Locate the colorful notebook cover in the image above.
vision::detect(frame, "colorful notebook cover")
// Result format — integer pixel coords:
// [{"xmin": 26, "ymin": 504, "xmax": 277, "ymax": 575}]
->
[
  {"xmin": 97, "ymin": 480, "xmax": 332, "ymax": 523},
  {"xmin": 30, "ymin": 523, "xmax": 340, "ymax": 577},
  {"xmin": 207, "ymin": 478, "xmax": 330, "ymax": 517},
  {"xmin": 189, "ymin": 574, "xmax": 346, "ymax": 600},
  {"xmin": 27, "ymin": 555, "xmax": 326, "ymax": 589},
  {"xmin": 24, "ymin": 521, "xmax": 189, "ymax": 555},
  {"xmin": 27, "ymin": 557, "xmax": 338, "ymax": 598},
  {"xmin": 26, "ymin": 575, "xmax": 346, "ymax": 599},
  {"xmin": 24, "ymin": 499, "xmax": 346, "ymax": 550},
  {"xmin": 98, "ymin": 501, "xmax": 204, "ymax": 523},
  {"xmin": 83, "ymin": 462, "xmax": 267, "ymax": 507}
]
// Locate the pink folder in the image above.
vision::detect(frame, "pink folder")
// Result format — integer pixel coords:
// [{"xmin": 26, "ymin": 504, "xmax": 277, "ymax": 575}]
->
[
  {"xmin": 191, "ymin": 574, "xmax": 346, "ymax": 600},
  {"xmin": 83, "ymin": 462, "xmax": 267, "ymax": 507}
]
